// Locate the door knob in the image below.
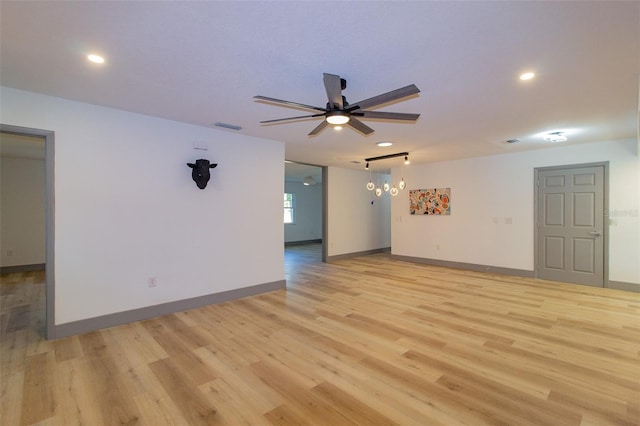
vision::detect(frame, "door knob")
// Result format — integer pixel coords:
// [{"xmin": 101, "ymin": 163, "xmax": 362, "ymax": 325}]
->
[{"xmin": 588, "ymin": 231, "xmax": 601, "ymax": 236}]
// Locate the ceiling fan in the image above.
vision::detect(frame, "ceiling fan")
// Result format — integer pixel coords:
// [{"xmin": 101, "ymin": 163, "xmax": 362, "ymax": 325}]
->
[{"xmin": 254, "ymin": 73, "xmax": 420, "ymax": 136}]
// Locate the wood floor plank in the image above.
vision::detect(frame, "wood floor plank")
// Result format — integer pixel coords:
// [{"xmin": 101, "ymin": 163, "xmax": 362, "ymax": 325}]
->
[
  {"xmin": 20, "ymin": 352, "xmax": 55, "ymax": 424},
  {"xmin": 251, "ymin": 360, "xmax": 360, "ymax": 426},
  {"xmin": 148, "ymin": 357, "xmax": 219, "ymax": 425},
  {"xmin": 81, "ymin": 355, "xmax": 142, "ymax": 424},
  {"xmin": 355, "ymin": 354, "xmax": 507, "ymax": 426},
  {"xmin": 199, "ymin": 377, "xmax": 273, "ymax": 426},
  {"xmin": 50, "ymin": 357, "xmax": 100, "ymax": 425},
  {"xmin": 1, "ymin": 371, "xmax": 24, "ymax": 426},
  {"xmin": 194, "ymin": 346, "xmax": 284, "ymax": 414},
  {"xmin": 2, "ymin": 246, "xmax": 639, "ymax": 425},
  {"xmin": 132, "ymin": 391, "xmax": 189, "ymax": 426}
]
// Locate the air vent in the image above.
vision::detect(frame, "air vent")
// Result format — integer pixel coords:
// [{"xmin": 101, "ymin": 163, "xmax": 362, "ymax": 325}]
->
[{"xmin": 214, "ymin": 122, "xmax": 242, "ymax": 131}]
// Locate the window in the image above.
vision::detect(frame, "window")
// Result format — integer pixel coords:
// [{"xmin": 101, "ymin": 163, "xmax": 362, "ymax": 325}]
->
[{"xmin": 284, "ymin": 193, "xmax": 295, "ymax": 224}]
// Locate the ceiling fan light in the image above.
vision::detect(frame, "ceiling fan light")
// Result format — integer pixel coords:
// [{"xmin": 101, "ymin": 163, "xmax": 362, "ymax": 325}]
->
[{"xmin": 326, "ymin": 111, "xmax": 350, "ymax": 125}]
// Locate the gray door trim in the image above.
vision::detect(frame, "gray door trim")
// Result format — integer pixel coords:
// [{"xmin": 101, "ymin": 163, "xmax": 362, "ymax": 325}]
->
[
  {"xmin": 1, "ymin": 124, "xmax": 56, "ymax": 339},
  {"xmin": 534, "ymin": 161, "xmax": 609, "ymax": 287},
  {"xmin": 322, "ymin": 165, "xmax": 328, "ymax": 263}
]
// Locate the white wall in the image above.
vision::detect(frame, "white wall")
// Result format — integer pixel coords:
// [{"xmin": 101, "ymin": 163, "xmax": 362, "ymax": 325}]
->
[
  {"xmin": 284, "ymin": 180, "xmax": 322, "ymax": 243},
  {"xmin": 0, "ymin": 156, "xmax": 45, "ymax": 267},
  {"xmin": 327, "ymin": 167, "xmax": 391, "ymax": 256},
  {"xmin": 392, "ymin": 139, "xmax": 640, "ymax": 285},
  {"xmin": 1, "ymin": 87, "xmax": 285, "ymax": 325}
]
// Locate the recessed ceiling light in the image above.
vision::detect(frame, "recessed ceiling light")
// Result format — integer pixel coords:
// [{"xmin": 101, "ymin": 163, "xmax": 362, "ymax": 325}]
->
[
  {"xmin": 377, "ymin": 141, "xmax": 393, "ymax": 147},
  {"xmin": 519, "ymin": 72, "xmax": 535, "ymax": 81},
  {"xmin": 87, "ymin": 54, "xmax": 105, "ymax": 64}
]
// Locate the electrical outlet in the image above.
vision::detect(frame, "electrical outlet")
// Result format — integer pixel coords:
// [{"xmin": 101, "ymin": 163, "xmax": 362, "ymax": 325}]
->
[{"xmin": 148, "ymin": 277, "xmax": 157, "ymax": 288}]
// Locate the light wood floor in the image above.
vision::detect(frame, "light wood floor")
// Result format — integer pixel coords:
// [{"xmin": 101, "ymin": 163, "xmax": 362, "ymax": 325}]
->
[{"xmin": 2, "ymin": 245, "xmax": 639, "ymax": 425}]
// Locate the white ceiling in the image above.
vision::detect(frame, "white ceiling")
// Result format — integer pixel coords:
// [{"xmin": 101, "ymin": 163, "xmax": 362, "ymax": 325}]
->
[{"xmin": 1, "ymin": 1, "xmax": 638, "ymax": 170}]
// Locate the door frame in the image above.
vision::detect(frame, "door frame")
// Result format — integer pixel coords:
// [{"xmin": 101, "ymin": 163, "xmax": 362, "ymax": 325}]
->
[
  {"xmin": 533, "ymin": 161, "xmax": 609, "ymax": 287},
  {"xmin": 1, "ymin": 124, "xmax": 55, "ymax": 339}
]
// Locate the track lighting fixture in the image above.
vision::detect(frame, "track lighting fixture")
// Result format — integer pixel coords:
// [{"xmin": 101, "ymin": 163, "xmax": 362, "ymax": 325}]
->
[
  {"xmin": 363, "ymin": 152, "xmax": 409, "ymax": 196},
  {"xmin": 366, "ymin": 162, "xmax": 375, "ymax": 190}
]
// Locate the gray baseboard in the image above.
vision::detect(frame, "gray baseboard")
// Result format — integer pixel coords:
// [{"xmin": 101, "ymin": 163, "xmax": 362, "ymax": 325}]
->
[
  {"xmin": 607, "ymin": 280, "xmax": 640, "ymax": 293},
  {"xmin": 326, "ymin": 247, "xmax": 391, "ymax": 262},
  {"xmin": 285, "ymin": 239, "xmax": 322, "ymax": 247},
  {"xmin": 53, "ymin": 279, "xmax": 286, "ymax": 339},
  {"xmin": 0, "ymin": 263, "xmax": 46, "ymax": 274},
  {"xmin": 391, "ymin": 254, "xmax": 535, "ymax": 278},
  {"xmin": 391, "ymin": 255, "xmax": 640, "ymax": 292}
]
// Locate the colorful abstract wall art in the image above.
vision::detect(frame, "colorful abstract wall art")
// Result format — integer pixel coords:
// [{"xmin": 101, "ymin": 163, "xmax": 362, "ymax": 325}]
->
[{"xmin": 409, "ymin": 188, "xmax": 451, "ymax": 215}]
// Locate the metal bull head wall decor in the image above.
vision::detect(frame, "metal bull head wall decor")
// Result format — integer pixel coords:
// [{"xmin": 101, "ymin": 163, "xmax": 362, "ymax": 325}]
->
[{"xmin": 187, "ymin": 159, "xmax": 217, "ymax": 189}]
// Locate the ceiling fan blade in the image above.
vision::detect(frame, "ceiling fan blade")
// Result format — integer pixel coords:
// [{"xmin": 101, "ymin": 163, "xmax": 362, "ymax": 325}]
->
[
  {"xmin": 260, "ymin": 113, "xmax": 325, "ymax": 124},
  {"xmin": 323, "ymin": 73, "xmax": 343, "ymax": 109},
  {"xmin": 348, "ymin": 84, "xmax": 420, "ymax": 111},
  {"xmin": 347, "ymin": 118, "xmax": 375, "ymax": 135},
  {"xmin": 254, "ymin": 95, "xmax": 326, "ymax": 112},
  {"xmin": 359, "ymin": 111, "xmax": 420, "ymax": 121},
  {"xmin": 308, "ymin": 120, "xmax": 328, "ymax": 136}
]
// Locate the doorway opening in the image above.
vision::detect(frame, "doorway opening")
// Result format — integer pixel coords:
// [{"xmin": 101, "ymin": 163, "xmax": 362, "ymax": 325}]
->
[
  {"xmin": 0, "ymin": 125, "xmax": 55, "ymax": 339},
  {"xmin": 284, "ymin": 161, "xmax": 327, "ymax": 268}
]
